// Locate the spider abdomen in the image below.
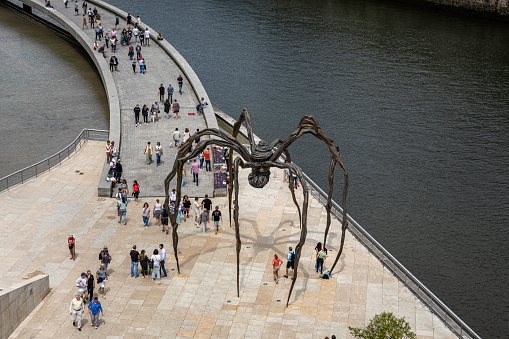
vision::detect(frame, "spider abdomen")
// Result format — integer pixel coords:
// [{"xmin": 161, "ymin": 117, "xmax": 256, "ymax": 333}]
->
[{"xmin": 248, "ymin": 169, "xmax": 271, "ymax": 188}]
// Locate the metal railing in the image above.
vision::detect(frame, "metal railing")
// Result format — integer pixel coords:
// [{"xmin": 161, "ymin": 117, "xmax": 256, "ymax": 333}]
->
[
  {"xmin": 301, "ymin": 173, "xmax": 481, "ymax": 339},
  {"xmin": 0, "ymin": 129, "xmax": 109, "ymax": 193}
]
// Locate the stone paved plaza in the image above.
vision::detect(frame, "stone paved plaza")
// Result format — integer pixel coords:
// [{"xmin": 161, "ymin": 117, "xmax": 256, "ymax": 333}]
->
[{"xmin": 0, "ymin": 141, "xmax": 457, "ymax": 338}]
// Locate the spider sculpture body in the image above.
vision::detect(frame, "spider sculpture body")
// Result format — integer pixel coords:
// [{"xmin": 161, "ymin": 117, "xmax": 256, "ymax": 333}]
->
[{"xmin": 164, "ymin": 109, "xmax": 348, "ymax": 306}]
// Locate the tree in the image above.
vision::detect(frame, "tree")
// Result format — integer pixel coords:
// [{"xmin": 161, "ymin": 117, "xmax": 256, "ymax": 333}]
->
[{"xmin": 349, "ymin": 311, "xmax": 416, "ymax": 339}]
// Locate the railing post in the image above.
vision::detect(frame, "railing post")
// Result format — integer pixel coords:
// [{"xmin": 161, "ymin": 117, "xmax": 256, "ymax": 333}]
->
[
  {"xmin": 21, "ymin": 171, "xmax": 23, "ymax": 184},
  {"xmin": 59, "ymin": 153, "xmax": 61, "ymax": 164},
  {"xmin": 35, "ymin": 164, "xmax": 38, "ymax": 177},
  {"xmin": 48, "ymin": 158, "xmax": 50, "ymax": 171}
]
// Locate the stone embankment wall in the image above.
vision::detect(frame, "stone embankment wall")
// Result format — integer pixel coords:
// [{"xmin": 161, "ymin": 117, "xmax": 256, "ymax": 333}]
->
[
  {"xmin": 417, "ymin": 0, "xmax": 509, "ymax": 18},
  {"xmin": 0, "ymin": 275, "xmax": 50, "ymax": 339}
]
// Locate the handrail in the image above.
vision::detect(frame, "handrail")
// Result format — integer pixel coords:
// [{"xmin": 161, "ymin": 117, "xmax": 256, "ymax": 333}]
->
[
  {"xmin": 301, "ymin": 173, "xmax": 481, "ymax": 339},
  {"xmin": 0, "ymin": 129, "xmax": 109, "ymax": 193}
]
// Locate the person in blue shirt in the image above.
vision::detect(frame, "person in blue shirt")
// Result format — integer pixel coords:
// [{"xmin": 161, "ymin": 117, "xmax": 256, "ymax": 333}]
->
[
  {"xmin": 88, "ymin": 297, "xmax": 104, "ymax": 329},
  {"xmin": 284, "ymin": 247, "xmax": 295, "ymax": 279}
]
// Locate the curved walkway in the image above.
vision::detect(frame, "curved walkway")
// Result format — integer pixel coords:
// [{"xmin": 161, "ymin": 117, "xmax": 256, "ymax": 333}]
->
[{"xmin": 19, "ymin": 0, "xmax": 216, "ymax": 197}]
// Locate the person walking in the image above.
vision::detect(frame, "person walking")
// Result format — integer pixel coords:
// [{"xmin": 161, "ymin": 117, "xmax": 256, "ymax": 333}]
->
[
  {"xmin": 144, "ymin": 28, "xmax": 151, "ymax": 46},
  {"xmin": 172, "ymin": 128, "xmax": 181, "ymax": 147},
  {"xmin": 82, "ymin": 14, "xmax": 88, "ymax": 29},
  {"xmin": 193, "ymin": 197, "xmax": 201, "ymax": 227},
  {"xmin": 76, "ymin": 272, "xmax": 87, "ymax": 297},
  {"xmin": 68, "ymin": 234, "xmax": 76, "ymax": 260},
  {"xmin": 118, "ymin": 197, "xmax": 127, "ymax": 225},
  {"xmin": 154, "ymin": 101, "xmax": 160, "ymax": 121},
  {"xmin": 150, "ymin": 104, "xmax": 156, "ymax": 123},
  {"xmin": 74, "ymin": 0, "xmax": 79, "ymax": 15},
  {"xmin": 88, "ymin": 297, "xmax": 103, "ymax": 329},
  {"xmin": 182, "ymin": 128, "xmax": 191, "ymax": 145},
  {"xmin": 199, "ymin": 209, "xmax": 209, "ymax": 233},
  {"xmin": 203, "ymin": 148, "xmax": 211, "ymax": 172},
  {"xmin": 151, "ymin": 249, "xmax": 161, "ymax": 281},
  {"xmin": 120, "ymin": 179, "xmax": 128, "ymax": 200},
  {"xmin": 161, "ymin": 206, "xmax": 169, "ymax": 234},
  {"xmin": 82, "ymin": 1, "xmax": 87, "ymax": 15},
  {"xmin": 158, "ymin": 83, "xmax": 165, "ymax": 102},
  {"xmin": 191, "ymin": 160, "xmax": 199, "ymax": 186},
  {"xmin": 273, "ymin": 254, "xmax": 283, "ymax": 284},
  {"xmin": 113, "ymin": 55, "xmax": 118, "ymax": 71},
  {"xmin": 155, "ymin": 142, "xmax": 162, "ymax": 166},
  {"xmin": 109, "ymin": 56, "xmax": 115, "ymax": 71},
  {"xmin": 134, "ymin": 104, "xmax": 140, "ymax": 126},
  {"xmin": 159, "ymin": 244, "xmax": 167, "ymax": 277},
  {"xmin": 142, "ymin": 104, "xmax": 149, "ymax": 125},
  {"xmin": 283, "ymin": 247, "xmax": 295, "ymax": 279},
  {"xmin": 164, "ymin": 98, "xmax": 171, "ymax": 119},
  {"xmin": 136, "ymin": 44, "xmax": 141, "ymax": 59},
  {"xmin": 86, "ymin": 270, "xmax": 95, "ymax": 301},
  {"xmin": 212, "ymin": 206, "xmax": 222, "ymax": 234},
  {"xmin": 69, "ymin": 294, "xmax": 85, "ymax": 331},
  {"xmin": 199, "ymin": 152, "xmax": 205, "ymax": 169},
  {"xmin": 130, "ymin": 245, "xmax": 139, "ymax": 277},
  {"xmin": 142, "ymin": 202, "xmax": 150, "ymax": 228},
  {"xmin": 99, "ymin": 246, "xmax": 111, "ymax": 271},
  {"xmin": 317, "ymin": 246, "xmax": 328, "ymax": 274},
  {"xmin": 172, "ymin": 99, "xmax": 180, "ymax": 119},
  {"xmin": 201, "ymin": 194, "xmax": 212, "ymax": 212},
  {"xmin": 315, "ymin": 242, "xmax": 322, "ymax": 272},
  {"xmin": 145, "ymin": 142, "xmax": 153, "ymax": 165},
  {"xmin": 177, "ymin": 74, "xmax": 183, "ymax": 94},
  {"xmin": 132, "ymin": 180, "xmax": 140, "ymax": 204},
  {"xmin": 115, "ymin": 160, "xmax": 123, "ymax": 183},
  {"xmin": 132, "ymin": 58, "xmax": 137, "ymax": 74},
  {"xmin": 140, "ymin": 249, "xmax": 149, "ymax": 278},
  {"xmin": 96, "ymin": 263, "xmax": 107, "ymax": 299},
  {"xmin": 167, "ymin": 83, "xmax": 174, "ymax": 103},
  {"xmin": 182, "ymin": 195, "xmax": 191, "ymax": 222},
  {"xmin": 126, "ymin": 12, "xmax": 132, "ymax": 29},
  {"xmin": 153, "ymin": 199, "xmax": 162, "ymax": 226}
]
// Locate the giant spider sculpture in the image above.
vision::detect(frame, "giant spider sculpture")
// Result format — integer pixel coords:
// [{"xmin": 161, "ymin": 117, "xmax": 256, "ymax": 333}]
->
[{"xmin": 164, "ymin": 109, "xmax": 348, "ymax": 306}]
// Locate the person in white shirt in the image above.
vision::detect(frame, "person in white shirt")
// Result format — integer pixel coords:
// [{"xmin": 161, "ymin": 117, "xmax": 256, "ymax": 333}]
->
[
  {"xmin": 132, "ymin": 27, "xmax": 139, "ymax": 42},
  {"xmin": 150, "ymin": 249, "xmax": 161, "ymax": 280},
  {"xmin": 144, "ymin": 28, "xmax": 150, "ymax": 46},
  {"xmin": 76, "ymin": 273, "xmax": 88, "ymax": 297},
  {"xmin": 69, "ymin": 294, "xmax": 85, "ymax": 331},
  {"xmin": 193, "ymin": 197, "xmax": 201, "ymax": 227},
  {"xmin": 159, "ymin": 244, "xmax": 167, "ymax": 277}
]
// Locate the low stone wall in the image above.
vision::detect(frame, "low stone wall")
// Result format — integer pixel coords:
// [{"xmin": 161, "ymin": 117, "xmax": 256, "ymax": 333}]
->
[{"xmin": 0, "ymin": 275, "xmax": 50, "ymax": 339}]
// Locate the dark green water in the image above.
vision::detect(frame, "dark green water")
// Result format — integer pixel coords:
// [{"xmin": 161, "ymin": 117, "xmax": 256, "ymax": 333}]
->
[{"xmin": 3, "ymin": 0, "xmax": 509, "ymax": 336}]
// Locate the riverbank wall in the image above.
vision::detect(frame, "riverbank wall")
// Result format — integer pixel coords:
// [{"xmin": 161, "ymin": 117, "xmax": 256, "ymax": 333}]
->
[{"xmin": 407, "ymin": 0, "xmax": 509, "ymax": 19}]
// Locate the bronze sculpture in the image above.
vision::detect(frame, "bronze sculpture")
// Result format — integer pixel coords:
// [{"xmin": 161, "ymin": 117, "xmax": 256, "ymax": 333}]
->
[{"xmin": 164, "ymin": 109, "xmax": 348, "ymax": 306}]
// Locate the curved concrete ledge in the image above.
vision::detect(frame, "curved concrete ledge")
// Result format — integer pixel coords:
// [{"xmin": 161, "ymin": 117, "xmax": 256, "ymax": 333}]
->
[
  {"xmin": 87, "ymin": 0, "xmax": 218, "ymax": 130},
  {"xmin": 16, "ymin": 0, "xmax": 121, "ymax": 147}
]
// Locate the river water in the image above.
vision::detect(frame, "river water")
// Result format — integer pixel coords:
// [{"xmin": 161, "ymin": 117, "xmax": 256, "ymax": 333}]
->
[{"xmin": 2, "ymin": 0, "xmax": 508, "ymax": 336}]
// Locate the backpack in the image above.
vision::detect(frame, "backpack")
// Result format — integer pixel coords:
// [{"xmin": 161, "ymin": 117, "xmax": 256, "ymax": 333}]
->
[
  {"xmin": 290, "ymin": 251, "xmax": 295, "ymax": 262},
  {"xmin": 99, "ymin": 251, "xmax": 103, "ymax": 260}
]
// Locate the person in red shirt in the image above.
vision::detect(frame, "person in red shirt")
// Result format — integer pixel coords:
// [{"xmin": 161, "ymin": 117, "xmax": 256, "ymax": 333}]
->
[
  {"xmin": 203, "ymin": 148, "xmax": 211, "ymax": 171},
  {"xmin": 272, "ymin": 254, "xmax": 283, "ymax": 284},
  {"xmin": 68, "ymin": 235, "xmax": 76, "ymax": 260}
]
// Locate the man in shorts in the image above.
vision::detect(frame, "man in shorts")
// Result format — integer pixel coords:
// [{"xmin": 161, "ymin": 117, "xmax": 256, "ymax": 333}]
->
[
  {"xmin": 100, "ymin": 246, "xmax": 112, "ymax": 271},
  {"xmin": 96, "ymin": 264, "xmax": 107, "ymax": 299},
  {"xmin": 173, "ymin": 128, "xmax": 181, "ymax": 147},
  {"xmin": 283, "ymin": 247, "xmax": 295, "ymax": 279},
  {"xmin": 76, "ymin": 272, "xmax": 87, "ymax": 297},
  {"xmin": 211, "ymin": 206, "xmax": 222, "ymax": 234}
]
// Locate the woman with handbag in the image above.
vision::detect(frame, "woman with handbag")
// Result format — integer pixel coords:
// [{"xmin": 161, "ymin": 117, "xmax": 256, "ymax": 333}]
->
[{"xmin": 144, "ymin": 142, "xmax": 153, "ymax": 165}]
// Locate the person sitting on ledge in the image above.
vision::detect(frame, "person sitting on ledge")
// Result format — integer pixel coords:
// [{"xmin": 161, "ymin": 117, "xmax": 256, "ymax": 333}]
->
[
  {"xmin": 157, "ymin": 33, "xmax": 163, "ymax": 40},
  {"xmin": 106, "ymin": 167, "xmax": 117, "ymax": 186},
  {"xmin": 97, "ymin": 44, "xmax": 107, "ymax": 58}
]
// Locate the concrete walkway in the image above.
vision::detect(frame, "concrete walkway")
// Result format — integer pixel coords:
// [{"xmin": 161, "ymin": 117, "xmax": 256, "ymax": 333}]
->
[
  {"xmin": 40, "ymin": 0, "xmax": 214, "ymax": 197},
  {"xmin": 2, "ymin": 142, "xmax": 456, "ymax": 338}
]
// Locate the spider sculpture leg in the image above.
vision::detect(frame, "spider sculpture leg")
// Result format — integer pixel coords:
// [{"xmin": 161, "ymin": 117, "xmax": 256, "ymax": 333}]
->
[
  {"xmin": 166, "ymin": 158, "xmax": 184, "ymax": 274},
  {"xmin": 233, "ymin": 157, "xmax": 244, "ymax": 297},
  {"xmin": 282, "ymin": 149, "xmax": 302, "ymax": 229}
]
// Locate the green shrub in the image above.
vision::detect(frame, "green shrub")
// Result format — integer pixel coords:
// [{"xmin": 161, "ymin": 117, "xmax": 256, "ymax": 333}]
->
[{"xmin": 349, "ymin": 311, "xmax": 416, "ymax": 339}]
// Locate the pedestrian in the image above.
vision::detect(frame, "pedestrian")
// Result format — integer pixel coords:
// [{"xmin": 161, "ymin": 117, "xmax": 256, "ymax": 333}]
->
[
  {"xmin": 158, "ymin": 83, "xmax": 165, "ymax": 102},
  {"xmin": 284, "ymin": 247, "xmax": 295, "ymax": 279},
  {"xmin": 115, "ymin": 159, "xmax": 123, "ymax": 182},
  {"xmin": 96, "ymin": 263, "xmax": 107, "ymax": 299},
  {"xmin": 86, "ymin": 270, "xmax": 95, "ymax": 301},
  {"xmin": 170, "ymin": 189, "xmax": 177, "ymax": 205},
  {"xmin": 150, "ymin": 104, "xmax": 156, "ymax": 123},
  {"xmin": 181, "ymin": 166, "xmax": 186, "ymax": 187},
  {"xmin": 211, "ymin": 206, "xmax": 222, "ymax": 234},
  {"xmin": 115, "ymin": 187, "xmax": 122, "ymax": 208},
  {"xmin": 126, "ymin": 12, "xmax": 132, "ymax": 29},
  {"xmin": 225, "ymin": 147, "xmax": 231, "ymax": 173},
  {"xmin": 173, "ymin": 128, "xmax": 181, "ymax": 147},
  {"xmin": 151, "ymin": 249, "xmax": 161, "ymax": 281},
  {"xmin": 118, "ymin": 197, "xmax": 127, "ymax": 225},
  {"xmin": 105, "ymin": 33, "xmax": 109, "ymax": 48},
  {"xmin": 172, "ymin": 99, "xmax": 180, "ymax": 119},
  {"xmin": 99, "ymin": 246, "xmax": 111, "ymax": 271},
  {"xmin": 142, "ymin": 202, "xmax": 150, "ymax": 228},
  {"xmin": 69, "ymin": 294, "xmax": 85, "ymax": 331},
  {"xmin": 154, "ymin": 101, "xmax": 160, "ymax": 121},
  {"xmin": 161, "ymin": 206, "xmax": 169, "ymax": 234},
  {"xmin": 153, "ymin": 199, "xmax": 162, "ymax": 226},
  {"xmin": 155, "ymin": 142, "xmax": 162, "ymax": 166},
  {"xmin": 113, "ymin": 55, "xmax": 118, "ymax": 72},
  {"xmin": 317, "ymin": 246, "xmax": 328, "ymax": 274},
  {"xmin": 169, "ymin": 200, "xmax": 175, "ymax": 218},
  {"xmin": 68, "ymin": 234, "xmax": 76, "ymax": 260},
  {"xmin": 134, "ymin": 104, "xmax": 140, "ymax": 126},
  {"xmin": 132, "ymin": 180, "xmax": 140, "ymax": 204},
  {"xmin": 182, "ymin": 195, "xmax": 191, "ymax": 222},
  {"xmin": 191, "ymin": 160, "xmax": 199, "ymax": 186},
  {"xmin": 142, "ymin": 104, "xmax": 149, "ymax": 125},
  {"xmin": 132, "ymin": 58, "xmax": 137, "ymax": 74},
  {"xmin": 130, "ymin": 245, "xmax": 139, "ymax": 277},
  {"xmin": 136, "ymin": 44, "xmax": 141, "ymax": 59},
  {"xmin": 193, "ymin": 197, "xmax": 200, "ymax": 227},
  {"xmin": 195, "ymin": 129, "xmax": 201, "ymax": 147},
  {"xmin": 145, "ymin": 142, "xmax": 153, "ymax": 165},
  {"xmin": 201, "ymin": 194, "xmax": 212, "ymax": 212},
  {"xmin": 140, "ymin": 250, "xmax": 148, "ymax": 277},
  {"xmin": 132, "ymin": 26, "xmax": 139, "ymax": 42},
  {"xmin": 111, "ymin": 36, "xmax": 117, "ymax": 54},
  {"xmin": 82, "ymin": 0, "xmax": 87, "ymax": 15},
  {"xmin": 140, "ymin": 32, "xmax": 145, "ymax": 46},
  {"xmin": 109, "ymin": 56, "xmax": 115, "ymax": 71},
  {"xmin": 159, "ymin": 244, "xmax": 167, "ymax": 277},
  {"xmin": 128, "ymin": 45, "xmax": 134, "ymax": 60},
  {"xmin": 203, "ymin": 148, "xmax": 211, "ymax": 171},
  {"xmin": 74, "ymin": 0, "xmax": 79, "ymax": 15},
  {"xmin": 88, "ymin": 297, "xmax": 103, "ymax": 329},
  {"xmin": 139, "ymin": 57, "xmax": 145, "ymax": 74},
  {"xmin": 120, "ymin": 179, "xmax": 128, "ymax": 200},
  {"xmin": 167, "ymin": 83, "xmax": 174, "ymax": 103},
  {"xmin": 199, "ymin": 209, "xmax": 209, "ymax": 233},
  {"xmin": 82, "ymin": 14, "xmax": 88, "ymax": 29},
  {"xmin": 64, "ymin": 0, "xmax": 68, "ymax": 8},
  {"xmin": 76, "ymin": 272, "xmax": 87, "ymax": 297},
  {"xmin": 315, "ymin": 242, "xmax": 322, "ymax": 272},
  {"xmin": 182, "ymin": 128, "xmax": 191, "ymax": 145},
  {"xmin": 144, "ymin": 28, "xmax": 150, "ymax": 46},
  {"xmin": 115, "ymin": 14, "xmax": 119, "ymax": 29},
  {"xmin": 164, "ymin": 98, "xmax": 171, "ymax": 119},
  {"xmin": 199, "ymin": 152, "xmax": 205, "ymax": 169},
  {"xmin": 177, "ymin": 74, "xmax": 183, "ymax": 94},
  {"xmin": 273, "ymin": 254, "xmax": 283, "ymax": 283}
]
